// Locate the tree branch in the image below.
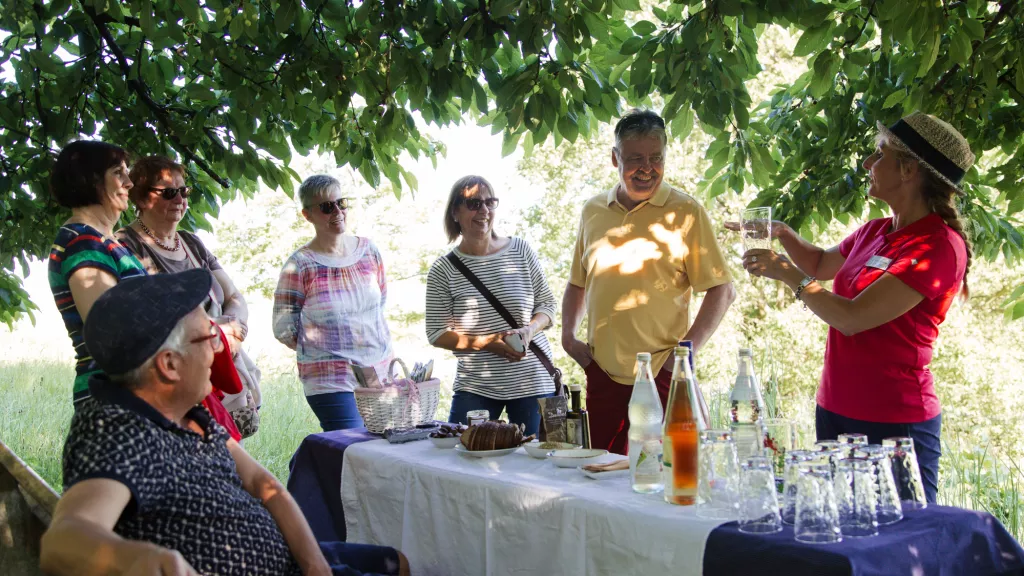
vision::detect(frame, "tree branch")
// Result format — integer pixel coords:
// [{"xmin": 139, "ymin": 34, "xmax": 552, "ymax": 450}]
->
[
  {"xmin": 842, "ymin": 0, "xmax": 877, "ymax": 49},
  {"xmin": 85, "ymin": 6, "xmax": 230, "ymax": 187},
  {"xmin": 931, "ymin": 0, "xmax": 1018, "ymax": 94}
]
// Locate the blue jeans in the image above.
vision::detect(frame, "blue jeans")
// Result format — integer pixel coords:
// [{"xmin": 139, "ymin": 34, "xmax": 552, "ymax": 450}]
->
[
  {"xmin": 307, "ymin": 392, "xmax": 364, "ymax": 432},
  {"xmin": 816, "ymin": 405, "xmax": 942, "ymax": 504},
  {"xmin": 448, "ymin": 391, "xmax": 554, "ymax": 437},
  {"xmin": 319, "ymin": 541, "xmax": 400, "ymax": 575}
]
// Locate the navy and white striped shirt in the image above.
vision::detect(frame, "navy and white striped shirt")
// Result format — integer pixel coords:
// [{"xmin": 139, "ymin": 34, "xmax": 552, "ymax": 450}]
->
[{"xmin": 425, "ymin": 237, "xmax": 557, "ymax": 400}]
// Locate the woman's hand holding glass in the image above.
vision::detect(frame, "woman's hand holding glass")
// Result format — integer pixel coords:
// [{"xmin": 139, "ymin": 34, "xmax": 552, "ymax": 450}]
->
[{"xmin": 740, "ymin": 249, "xmax": 798, "ymax": 282}]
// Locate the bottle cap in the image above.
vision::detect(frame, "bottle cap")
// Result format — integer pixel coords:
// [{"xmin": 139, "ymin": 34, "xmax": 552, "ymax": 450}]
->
[
  {"xmin": 739, "ymin": 347, "xmax": 752, "ymax": 356},
  {"xmin": 674, "ymin": 346, "xmax": 690, "ymax": 357},
  {"xmin": 569, "ymin": 384, "xmax": 582, "ymax": 392},
  {"xmin": 637, "ymin": 352, "xmax": 651, "ymax": 361}
]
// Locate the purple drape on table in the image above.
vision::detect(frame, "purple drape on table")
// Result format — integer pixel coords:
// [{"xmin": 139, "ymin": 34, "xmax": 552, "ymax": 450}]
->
[
  {"xmin": 287, "ymin": 428, "xmax": 377, "ymax": 542},
  {"xmin": 704, "ymin": 505, "xmax": 1024, "ymax": 576}
]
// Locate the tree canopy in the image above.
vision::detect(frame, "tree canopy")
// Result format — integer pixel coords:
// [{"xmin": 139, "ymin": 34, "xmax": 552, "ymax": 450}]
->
[{"xmin": 2, "ymin": 0, "xmax": 1023, "ymax": 324}]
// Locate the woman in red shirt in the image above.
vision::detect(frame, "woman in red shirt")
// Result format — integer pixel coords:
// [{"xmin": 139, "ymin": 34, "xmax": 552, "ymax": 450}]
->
[{"xmin": 738, "ymin": 112, "xmax": 974, "ymax": 503}]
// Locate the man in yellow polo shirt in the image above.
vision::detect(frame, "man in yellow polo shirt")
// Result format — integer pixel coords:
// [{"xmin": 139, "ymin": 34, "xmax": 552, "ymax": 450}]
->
[{"xmin": 561, "ymin": 109, "xmax": 736, "ymax": 455}]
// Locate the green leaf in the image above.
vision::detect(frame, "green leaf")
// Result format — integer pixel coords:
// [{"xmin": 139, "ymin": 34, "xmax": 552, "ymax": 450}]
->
[
  {"xmin": 176, "ymin": 0, "xmax": 203, "ymax": 22},
  {"xmin": 916, "ymin": 31, "xmax": 940, "ymax": 77},
  {"xmin": 949, "ymin": 28, "xmax": 973, "ymax": 66},
  {"xmin": 501, "ymin": 130, "xmax": 521, "ymax": 157},
  {"xmin": 793, "ymin": 22, "xmax": 833, "ymax": 58},
  {"xmin": 962, "ymin": 18, "xmax": 984, "ymax": 41},
  {"xmin": 882, "ymin": 89, "xmax": 908, "ymax": 109},
  {"xmin": 276, "ymin": 1, "xmax": 296, "ymax": 35},
  {"xmin": 609, "ymin": 58, "xmax": 631, "ymax": 85},
  {"xmin": 620, "ymin": 36, "xmax": 644, "ymax": 56},
  {"xmin": 612, "ymin": 0, "xmax": 642, "ymax": 10},
  {"xmin": 632, "ymin": 21, "xmax": 657, "ymax": 36}
]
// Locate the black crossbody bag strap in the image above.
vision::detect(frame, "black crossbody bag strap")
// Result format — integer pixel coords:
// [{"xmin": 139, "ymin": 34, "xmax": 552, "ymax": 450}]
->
[{"xmin": 445, "ymin": 252, "xmax": 563, "ymax": 396}]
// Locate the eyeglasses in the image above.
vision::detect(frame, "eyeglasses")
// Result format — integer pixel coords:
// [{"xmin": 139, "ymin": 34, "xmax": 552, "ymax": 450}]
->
[
  {"xmin": 189, "ymin": 322, "xmax": 224, "ymax": 353},
  {"xmin": 150, "ymin": 186, "xmax": 192, "ymax": 200},
  {"xmin": 462, "ymin": 197, "xmax": 499, "ymax": 211},
  {"xmin": 309, "ymin": 198, "xmax": 352, "ymax": 214},
  {"xmin": 616, "ymin": 151, "xmax": 665, "ymax": 167}
]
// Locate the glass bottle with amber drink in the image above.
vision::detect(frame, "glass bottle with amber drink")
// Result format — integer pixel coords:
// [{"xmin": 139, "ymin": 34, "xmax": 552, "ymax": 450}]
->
[{"xmin": 663, "ymin": 346, "xmax": 703, "ymax": 505}]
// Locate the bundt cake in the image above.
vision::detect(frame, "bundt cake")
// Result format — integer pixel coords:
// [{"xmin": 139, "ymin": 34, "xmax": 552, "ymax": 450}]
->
[{"xmin": 460, "ymin": 420, "xmax": 527, "ymax": 451}]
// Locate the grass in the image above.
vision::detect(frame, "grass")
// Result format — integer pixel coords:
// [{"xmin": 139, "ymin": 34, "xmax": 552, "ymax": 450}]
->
[{"xmin": 1, "ymin": 359, "xmax": 1021, "ymax": 543}]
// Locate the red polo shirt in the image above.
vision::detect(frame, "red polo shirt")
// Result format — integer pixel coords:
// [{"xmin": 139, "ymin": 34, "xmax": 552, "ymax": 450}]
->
[{"xmin": 817, "ymin": 213, "xmax": 966, "ymax": 423}]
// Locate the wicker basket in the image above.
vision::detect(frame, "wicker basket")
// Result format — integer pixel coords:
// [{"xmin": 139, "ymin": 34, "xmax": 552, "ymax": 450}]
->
[{"xmin": 354, "ymin": 359, "xmax": 441, "ymax": 434}]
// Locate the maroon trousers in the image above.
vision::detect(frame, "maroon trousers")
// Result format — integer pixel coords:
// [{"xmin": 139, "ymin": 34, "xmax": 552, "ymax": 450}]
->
[{"xmin": 584, "ymin": 361, "xmax": 671, "ymax": 455}]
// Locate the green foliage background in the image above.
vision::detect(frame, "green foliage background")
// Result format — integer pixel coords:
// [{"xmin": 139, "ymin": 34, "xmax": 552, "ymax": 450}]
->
[{"xmin": 2, "ymin": 0, "xmax": 1024, "ymax": 323}]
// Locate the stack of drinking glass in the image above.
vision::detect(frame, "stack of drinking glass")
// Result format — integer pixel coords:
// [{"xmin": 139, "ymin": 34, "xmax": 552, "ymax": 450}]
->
[{"xmin": 698, "ymin": 426, "xmax": 930, "ymax": 543}]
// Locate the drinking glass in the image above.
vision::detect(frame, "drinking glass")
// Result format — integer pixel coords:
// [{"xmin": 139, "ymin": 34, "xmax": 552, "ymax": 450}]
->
[
  {"xmin": 814, "ymin": 440, "xmax": 843, "ymax": 480},
  {"xmin": 697, "ymin": 430, "xmax": 740, "ymax": 520},
  {"xmin": 794, "ymin": 462, "xmax": 843, "ymax": 544},
  {"xmin": 882, "ymin": 437, "xmax": 927, "ymax": 510},
  {"xmin": 781, "ymin": 450, "xmax": 818, "ymax": 525},
  {"xmin": 854, "ymin": 445, "xmax": 903, "ymax": 525},
  {"xmin": 834, "ymin": 457, "xmax": 879, "ymax": 538},
  {"xmin": 836, "ymin": 433, "xmax": 869, "ymax": 457},
  {"xmin": 738, "ymin": 456, "xmax": 782, "ymax": 534},
  {"xmin": 741, "ymin": 207, "xmax": 772, "ymax": 252},
  {"xmin": 762, "ymin": 418, "xmax": 796, "ymax": 483}
]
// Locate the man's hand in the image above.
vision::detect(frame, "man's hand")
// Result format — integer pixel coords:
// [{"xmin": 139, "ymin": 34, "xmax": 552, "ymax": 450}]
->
[
  {"xmin": 562, "ymin": 337, "xmax": 593, "ymax": 369},
  {"xmin": 124, "ymin": 548, "xmax": 198, "ymax": 576}
]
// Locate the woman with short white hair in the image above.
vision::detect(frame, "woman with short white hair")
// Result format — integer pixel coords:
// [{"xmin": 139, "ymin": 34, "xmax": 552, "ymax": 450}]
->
[{"xmin": 273, "ymin": 175, "xmax": 393, "ymax": 431}]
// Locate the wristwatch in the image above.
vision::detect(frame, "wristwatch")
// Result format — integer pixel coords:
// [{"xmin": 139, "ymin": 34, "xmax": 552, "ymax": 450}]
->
[{"xmin": 794, "ymin": 276, "xmax": 816, "ymax": 300}]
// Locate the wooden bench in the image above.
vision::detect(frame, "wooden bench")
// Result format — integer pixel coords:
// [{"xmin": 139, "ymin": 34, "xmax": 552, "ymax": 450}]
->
[{"xmin": 0, "ymin": 439, "xmax": 59, "ymax": 575}]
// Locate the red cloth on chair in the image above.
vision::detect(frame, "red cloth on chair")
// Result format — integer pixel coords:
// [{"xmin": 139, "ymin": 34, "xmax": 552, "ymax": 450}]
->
[
  {"xmin": 203, "ymin": 393, "xmax": 241, "ymax": 441},
  {"xmin": 203, "ymin": 324, "xmax": 242, "ymax": 441},
  {"xmin": 210, "ymin": 326, "xmax": 243, "ymax": 395}
]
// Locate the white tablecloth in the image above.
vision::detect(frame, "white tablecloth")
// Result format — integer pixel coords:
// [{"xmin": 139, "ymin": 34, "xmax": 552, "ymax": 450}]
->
[{"xmin": 341, "ymin": 440, "xmax": 727, "ymax": 576}]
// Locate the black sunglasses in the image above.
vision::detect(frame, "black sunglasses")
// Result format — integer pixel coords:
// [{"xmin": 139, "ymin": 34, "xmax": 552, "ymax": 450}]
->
[
  {"xmin": 462, "ymin": 197, "xmax": 499, "ymax": 211},
  {"xmin": 309, "ymin": 198, "xmax": 352, "ymax": 214},
  {"xmin": 150, "ymin": 186, "xmax": 191, "ymax": 200}
]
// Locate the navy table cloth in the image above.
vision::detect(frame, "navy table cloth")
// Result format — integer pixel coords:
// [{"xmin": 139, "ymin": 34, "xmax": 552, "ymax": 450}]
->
[
  {"xmin": 288, "ymin": 430, "xmax": 1024, "ymax": 576},
  {"xmin": 287, "ymin": 427, "xmax": 377, "ymax": 543}
]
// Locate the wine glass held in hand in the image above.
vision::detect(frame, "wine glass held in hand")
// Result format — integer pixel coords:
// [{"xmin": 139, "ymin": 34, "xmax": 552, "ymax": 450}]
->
[{"xmin": 741, "ymin": 207, "xmax": 772, "ymax": 252}]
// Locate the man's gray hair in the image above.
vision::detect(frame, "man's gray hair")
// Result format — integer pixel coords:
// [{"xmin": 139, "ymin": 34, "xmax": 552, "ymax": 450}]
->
[
  {"xmin": 297, "ymin": 174, "xmax": 342, "ymax": 208},
  {"xmin": 614, "ymin": 108, "xmax": 668, "ymax": 147},
  {"xmin": 109, "ymin": 316, "xmax": 190, "ymax": 388}
]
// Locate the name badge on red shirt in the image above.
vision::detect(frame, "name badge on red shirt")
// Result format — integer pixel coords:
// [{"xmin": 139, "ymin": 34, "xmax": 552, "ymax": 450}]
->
[{"xmin": 865, "ymin": 255, "xmax": 892, "ymax": 270}]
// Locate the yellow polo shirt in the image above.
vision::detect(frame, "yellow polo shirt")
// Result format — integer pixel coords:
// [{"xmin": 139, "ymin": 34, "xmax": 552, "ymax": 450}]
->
[{"xmin": 569, "ymin": 183, "xmax": 732, "ymax": 385}]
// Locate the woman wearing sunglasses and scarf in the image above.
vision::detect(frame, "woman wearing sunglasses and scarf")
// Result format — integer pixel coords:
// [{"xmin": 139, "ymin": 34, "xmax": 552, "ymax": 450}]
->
[
  {"xmin": 117, "ymin": 155, "xmax": 260, "ymax": 438},
  {"xmin": 273, "ymin": 175, "xmax": 394, "ymax": 431}
]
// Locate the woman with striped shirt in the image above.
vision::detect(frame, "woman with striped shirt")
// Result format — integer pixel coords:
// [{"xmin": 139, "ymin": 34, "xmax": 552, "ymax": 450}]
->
[
  {"xmin": 47, "ymin": 141, "xmax": 147, "ymax": 405},
  {"xmin": 426, "ymin": 175, "xmax": 558, "ymax": 435},
  {"xmin": 273, "ymin": 175, "xmax": 393, "ymax": 431}
]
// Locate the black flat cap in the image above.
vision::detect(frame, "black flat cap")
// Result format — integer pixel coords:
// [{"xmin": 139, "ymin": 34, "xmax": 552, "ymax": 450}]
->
[{"xmin": 84, "ymin": 268, "xmax": 213, "ymax": 376}]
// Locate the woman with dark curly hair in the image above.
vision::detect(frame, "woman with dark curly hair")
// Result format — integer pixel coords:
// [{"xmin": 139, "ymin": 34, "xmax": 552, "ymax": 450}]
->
[{"xmin": 47, "ymin": 141, "xmax": 146, "ymax": 406}]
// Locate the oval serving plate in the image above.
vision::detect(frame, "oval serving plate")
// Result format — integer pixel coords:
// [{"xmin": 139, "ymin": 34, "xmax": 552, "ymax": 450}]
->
[
  {"xmin": 454, "ymin": 443, "xmax": 519, "ymax": 458},
  {"xmin": 522, "ymin": 441, "xmax": 579, "ymax": 459},
  {"xmin": 549, "ymin": 448, "xmax": 610, "ymax": 468}
]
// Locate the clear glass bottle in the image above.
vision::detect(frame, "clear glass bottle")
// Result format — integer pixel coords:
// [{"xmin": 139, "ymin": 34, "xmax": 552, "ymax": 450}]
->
[
  {"xmin": 729, "ymin": 348, "xmax": 766, "ymax": 463},
  {"xmin": 663, "ymin": 346, "xmax": 702, "ymax": 505},
  {"xmin": 628, "ymin": 353, "xmax": 664, "ymax": 493}
]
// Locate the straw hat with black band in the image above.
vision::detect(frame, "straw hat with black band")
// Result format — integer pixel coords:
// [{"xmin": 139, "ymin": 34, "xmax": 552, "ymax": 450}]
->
[{"xmin": 876, "ymin": 112, "xmax": 976, "ymax": 194}]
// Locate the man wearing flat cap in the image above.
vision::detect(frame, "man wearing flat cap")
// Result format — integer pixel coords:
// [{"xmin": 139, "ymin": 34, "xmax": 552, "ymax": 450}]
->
[{"xmin": 40, "ymin": 269, "xmax": 408, "ymax": 576}]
